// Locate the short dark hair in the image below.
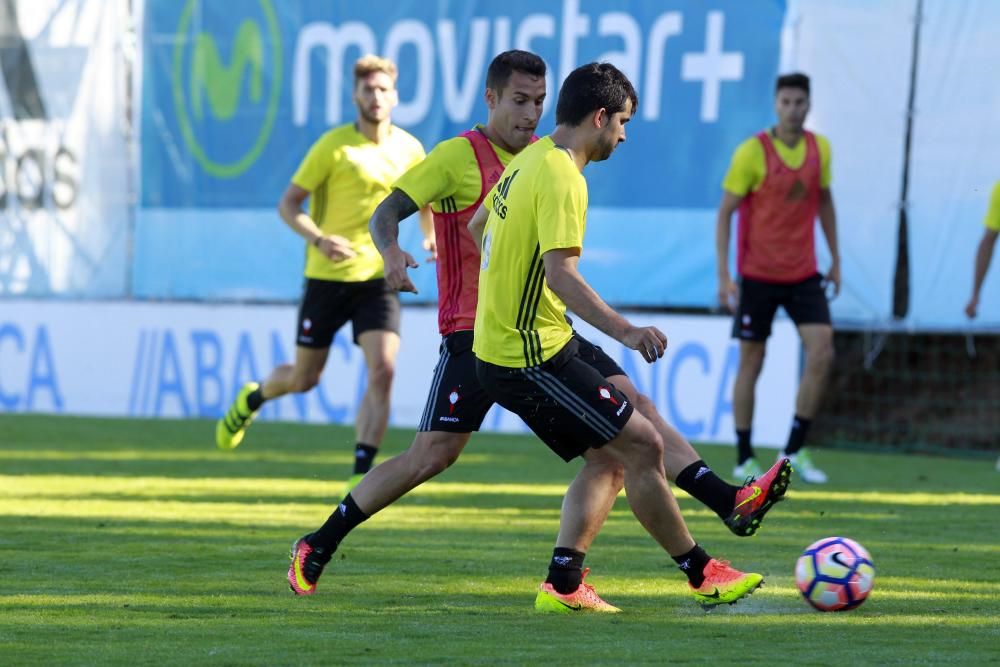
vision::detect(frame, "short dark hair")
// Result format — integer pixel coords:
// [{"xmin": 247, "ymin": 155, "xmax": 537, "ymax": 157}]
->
[
  {"xmin": 485, "ymin": 50, "xmax": 546, "ymax": 93},
  {"xmin": 555, "ymin": 62, "xmax": 638, "ymax": 127},
  {"xmin": 776, "ymin": 72, "xmax": 810, "ymax": 95}
]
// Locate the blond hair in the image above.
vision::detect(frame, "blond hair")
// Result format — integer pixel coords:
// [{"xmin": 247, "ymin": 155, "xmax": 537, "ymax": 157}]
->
[{"xmin": 353, "ymin": 55, "xmax": 398, "ymax": 85}]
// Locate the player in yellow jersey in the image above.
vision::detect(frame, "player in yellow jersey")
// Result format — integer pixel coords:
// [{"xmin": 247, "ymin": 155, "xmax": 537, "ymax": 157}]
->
[
  {"xmin": 965, "ymin": 180, "xmax": 1000, "ymax": 319},
  {"xmin": 963, "ymin": 180, "xmax": 1000, "ymax": 473},
  {"xmin": 215, "ymin": 55, "xmax": 432, "ymax": 488},
  {"xmin": 286, "ymin": 54, "xmax": 788, "ymax": 607},
  {"xmin": 469, "ymin": 62, "xmax": 776, "ymax": 608}
]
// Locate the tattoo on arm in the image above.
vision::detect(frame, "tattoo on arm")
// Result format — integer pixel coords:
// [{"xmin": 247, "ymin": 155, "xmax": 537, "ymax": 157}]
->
[{"xmin": 371, "ymin": 189, "xmax": 420, "ymax": 251}]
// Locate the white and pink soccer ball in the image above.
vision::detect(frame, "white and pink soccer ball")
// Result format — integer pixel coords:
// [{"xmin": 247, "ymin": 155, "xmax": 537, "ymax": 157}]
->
[{"xmin": 795, "ymin": 537, "xmax": 875, "ymax": 612}]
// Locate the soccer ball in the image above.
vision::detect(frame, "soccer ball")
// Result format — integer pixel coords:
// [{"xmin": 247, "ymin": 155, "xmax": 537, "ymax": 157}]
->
[{"xmin": 795, "ymin": 536, "xmax": 875, "ymax": 611}]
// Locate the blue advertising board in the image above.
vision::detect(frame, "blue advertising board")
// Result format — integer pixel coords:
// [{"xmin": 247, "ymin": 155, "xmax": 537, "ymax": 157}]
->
[{"xmin": 138, "ymin": 0, "xmax": 784, "ymax": 305}]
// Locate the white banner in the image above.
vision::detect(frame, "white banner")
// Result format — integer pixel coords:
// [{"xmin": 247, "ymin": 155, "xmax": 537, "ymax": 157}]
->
[
  {"xmin": 0, "ymin": 0, "xmax": 131, "ymax": 297},
  {"xmin": 780, "ymin": 0, "xmax": 916, "ymax": 326},
  {"xmin": 0, "ymin": 301, "xmax": 799, "ymax": 446}
]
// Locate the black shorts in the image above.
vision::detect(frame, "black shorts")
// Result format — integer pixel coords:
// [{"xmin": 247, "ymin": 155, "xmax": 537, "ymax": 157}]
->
[
  {"xmin": 420, "ymin": 331, "xmax": 625, "ymax": 435},
  {"xmin": 733, "ymin": 273, "xmax": 831, "ymax": 342},
  {"xmin": 475, "ymin": 336, "xmax": 634, "ymax": 461},
  {"xmin": 296, "ymin": 278, "xmax": 401, "ymax": 348}
]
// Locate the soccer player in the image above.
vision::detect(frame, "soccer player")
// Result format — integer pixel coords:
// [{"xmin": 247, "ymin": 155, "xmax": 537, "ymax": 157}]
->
[
  {"xmin": 286, "ymin": 54, "xmax": 790, "ymax": 610},
  {"xmin": 470, "ymin": 62, "xmax": 773, "ymax": 608},
  {"xmin": 963, "ymin": 179, "xmax": 1000, "ymax": 473},
  {"xmin": 716, "ymin": 72, "xmax": 839, "ymax": 484},
  {"xmin": 964, "ymin": 180, "xmax": 1000, "ymax": 320},
  {"xmin": 215, "ymin": 55, "xmax": 432, "ymax": 489}
]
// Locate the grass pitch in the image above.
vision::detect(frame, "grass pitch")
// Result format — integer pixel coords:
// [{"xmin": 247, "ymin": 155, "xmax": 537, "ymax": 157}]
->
[{"xmin": 1, "ymin": 414, "xmax": 997, "ymax": 665}]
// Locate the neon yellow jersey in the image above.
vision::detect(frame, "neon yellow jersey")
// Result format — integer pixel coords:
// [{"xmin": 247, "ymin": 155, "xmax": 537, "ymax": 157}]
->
[
  {"xmin": 723, "ymin": 130, "xmax": 832, "ymax": 196},
  {"xmin": 473, "ymin": 137, "xmax": 586, "ymax": 368},
  {"xmin": 984, "ymin": 181, "xmax": 1000, "ymax": 232},
  {"xmin": 393, "ymin": 125, "xmax": 515, "ymax": 211},
  {"xmin": 292, "ymin": 123, "xmax": 425, "ymax": 282}
]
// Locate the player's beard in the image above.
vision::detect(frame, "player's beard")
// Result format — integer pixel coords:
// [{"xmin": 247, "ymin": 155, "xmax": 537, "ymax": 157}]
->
[
  {"xmin": 595, "ymin": 133, "xmax": 617, "ymax": 162},
  {"xmin": 358, "ymin": 106, "xmax": 389, "ymax": 125}
]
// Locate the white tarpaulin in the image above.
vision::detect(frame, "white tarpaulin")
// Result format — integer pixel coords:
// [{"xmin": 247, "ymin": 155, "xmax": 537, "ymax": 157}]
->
[
  {"xmin": 780, "ymin": 0, "xmax": 916, "ymax": 326},
  {"xmin": 0, "ymin": 0, "xmax": 131, "ymax": 297}
]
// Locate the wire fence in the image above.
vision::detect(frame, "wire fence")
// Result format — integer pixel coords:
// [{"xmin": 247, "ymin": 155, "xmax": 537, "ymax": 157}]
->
[{"xmin": 814, "ymin": 330, "xmax": 1000, "ymax": 457}]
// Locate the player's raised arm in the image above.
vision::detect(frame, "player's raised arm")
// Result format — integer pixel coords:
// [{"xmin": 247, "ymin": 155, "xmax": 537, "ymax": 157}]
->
[
  {"xmin": 369, "ymin": 189, "xmax": 421, "ymax": 293},
  {"xmin": 543, "ymin": 248, "xmax": 666, "ymax": 363}
]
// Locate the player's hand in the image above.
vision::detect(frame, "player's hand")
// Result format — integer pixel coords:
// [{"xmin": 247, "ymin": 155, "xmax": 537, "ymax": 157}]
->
[
  {"xmin": 718, "ymin": 275, "xmax": 738, "ymax": 313},
  {"xmin": 622, "ymin": 325, "xmax": 668, "ymax": 363},
  {"xmin": 382, "ymin": 244, "xmax": 419, "ymax": 293},
  {"xmin": 423, "ymin": 236, "xmax": 438, "ymax": 263},
  {"xmin": 823, "ymin": 262, "xmax": 842, "ymax": 299},
  {"xmin": 965, "ymin": 295, "xmax": 979, "ymax": 319},
  {"xmin": 316, "ymin": 234, "xmax": 357, "ymax": 262}
]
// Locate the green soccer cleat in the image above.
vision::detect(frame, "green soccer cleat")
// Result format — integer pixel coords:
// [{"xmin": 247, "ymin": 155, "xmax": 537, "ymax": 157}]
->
[
  {"xmin": 534, "ymin": 568, "xmax": 622, "ymax": 613},
  {"xmin": 216, "ymin": 382, "xmax": 260, "ymax": 450},
  {"xmin": 690, "ymin": 559, "xmax": 764, "ymax": 608}
]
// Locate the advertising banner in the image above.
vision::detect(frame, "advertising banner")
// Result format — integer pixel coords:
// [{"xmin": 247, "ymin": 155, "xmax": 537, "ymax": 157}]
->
[
  {"xmin": 0, "ymin": 301, "xmax": 798, "ymax": 446},
  {"xmin": 136, "ymin": 0, "xmax": 785, "ymax": 304}
]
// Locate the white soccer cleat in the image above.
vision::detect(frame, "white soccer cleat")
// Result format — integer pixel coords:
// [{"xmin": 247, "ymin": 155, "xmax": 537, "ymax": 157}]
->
[
  {"xmin": 783, "ymin": 450, "xmax": 828, "ymax": 484},
  {"xmin": 733, "ymin": 457, "xmax": 764, "ymax": 481}
]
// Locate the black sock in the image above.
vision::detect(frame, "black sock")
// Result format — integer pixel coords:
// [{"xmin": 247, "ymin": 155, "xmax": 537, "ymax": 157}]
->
[
  {"xmin": 353, "ymin": 443, "xmax": 378, "ymax": 475},
  {"xmin": 309, "ymin": 494, "xmax": 370, "ymax": 551},
  {"xmin": 674, "ymin": 460, "xmax": 739, "ymax": 520},
  {"xmin": 784, "ymin": 416, "xmax": 812, "ymax": 455},
  {"xmin": 736, "ymin": 429, "xmax": 754, "ymax": 464},
  {"xmin": 545, "ymin": 547, "xmax": 586, "ymax": 594},
  {"xmin": 246, "ymin": 386, "xmax": 265, "ymax": 412},
  {"xmin": 672, "ymin": 544, "xmax": 711, "ymax": 588}
]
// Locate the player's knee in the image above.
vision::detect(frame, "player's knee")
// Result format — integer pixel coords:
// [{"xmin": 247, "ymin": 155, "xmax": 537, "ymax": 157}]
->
[
  {"xmin": 628, "ymin": 424, "xmax": 664, "ymax": 467},
  {"xmin": 806, "ymin": 337, "xmax": 835, "ymax": 373},
  {"xmin": 740, "ymin": 348, "xmax": 766, "ymax": 375},
  {"xmin": 409, "ymin": 433, "xmax": 463, "ymax": 481},
  {"xmin": 583, "ymin": 452, "xmax": 625, "ymax": 490},
  {"xmin": 367, "ymin": 361, "xmax": 395, "ymax": 395}
]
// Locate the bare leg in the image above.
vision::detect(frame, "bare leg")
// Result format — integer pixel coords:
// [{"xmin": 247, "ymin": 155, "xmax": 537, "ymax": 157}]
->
[
  {"xmin": 733, "ymin": 341, "xmax": 766, "ymax": 431},
  {"xmin": 355, "ymin": 330, "xmax": 400, "ymax": 447},
  {"xmin": 555, "ymin": 450, "xmax": 623, "ymax": 552},
  {"xmin": 351, "ymin": 431, "xmax": 470, "ymax": 515},
  {"xmin": 596, "ymin": 410, "xmax": 696, "ymax": 556},
  {"xmin": 795, "ymin": 324, "xmax": 834, "ymax": 419},
  {"xmin": 260, "ymin": 346, "xmax": 330, "ymax": 399}
]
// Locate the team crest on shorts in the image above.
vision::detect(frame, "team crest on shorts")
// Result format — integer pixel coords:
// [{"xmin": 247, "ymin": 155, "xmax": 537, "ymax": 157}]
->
[
  {"xmin": 448, "ymin": 389, "xmax": 461, "ymax": 414},
  {"xmin": 597, "ymin": 386, "xmax": 620, "ymax": 406}
]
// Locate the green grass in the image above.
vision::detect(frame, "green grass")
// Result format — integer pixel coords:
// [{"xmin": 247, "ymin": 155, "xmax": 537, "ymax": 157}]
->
[{"xmin": 1, "ymin": 414, "xmax": 997, "ymax": 666}]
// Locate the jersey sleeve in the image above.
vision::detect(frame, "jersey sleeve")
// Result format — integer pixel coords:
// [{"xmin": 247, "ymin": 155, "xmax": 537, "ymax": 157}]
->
[
  {"xmin": 394, "ymin": 138, "xmax": 464, "ymax": 208},
  {"xmin": 722, "ymin": 138, "xmax": 765, "ymax": 196},
  {"xmin": 291, "ymin": 134, "xmax": 333, "ymax": 192},
  {"xmin": 984, "ymin": 181, "xmax": 1000, "ymax": 232},
  {"xmin": 537, "ymin": 158, "xmax": 586, "ymax": 253},
  {"xmin": 817, "ymin": 135, "xmax": 833, "ymax": 189}
]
